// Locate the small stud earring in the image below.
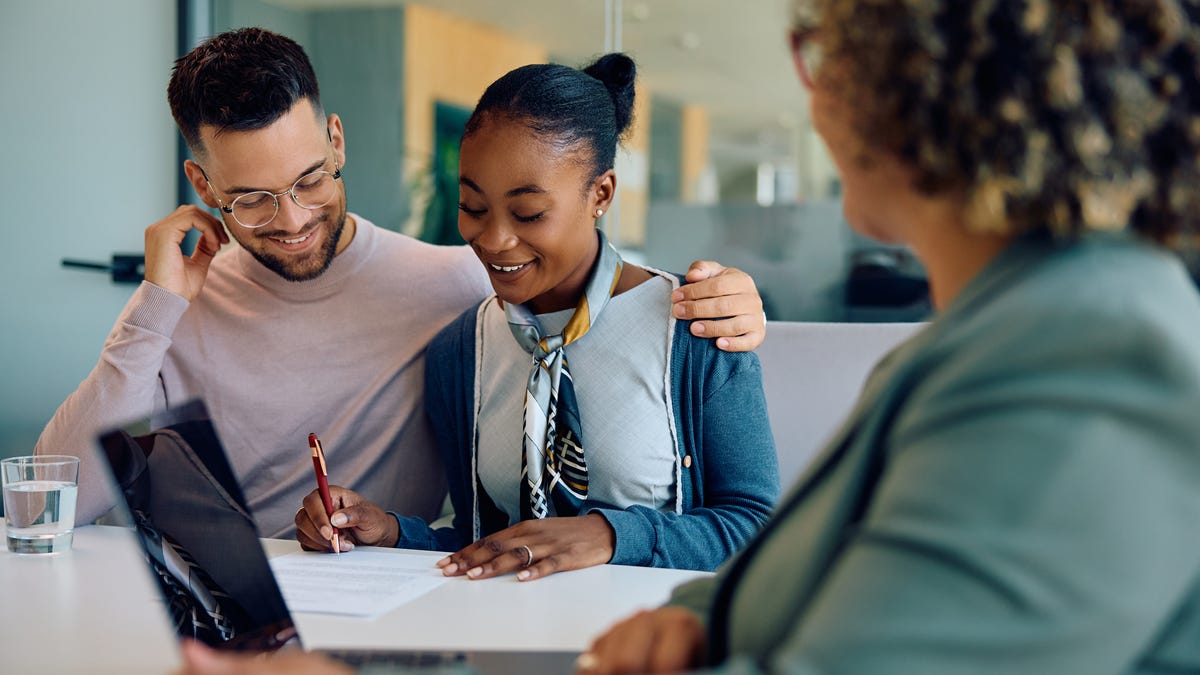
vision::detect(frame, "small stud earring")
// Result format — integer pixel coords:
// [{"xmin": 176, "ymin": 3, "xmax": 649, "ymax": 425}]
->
[{"xmin": 595, "ymin": 209, "xmax": 604, "ymax": 217}]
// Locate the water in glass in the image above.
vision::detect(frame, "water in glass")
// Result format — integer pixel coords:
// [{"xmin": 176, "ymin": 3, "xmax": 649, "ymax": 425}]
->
[
  {"xmin": 4, "ymin": 480, "xmax": 77, "ymax": 553},
  {"xmin": 2, "ymin": 456, "xmax": 79, "ymax": 554}
]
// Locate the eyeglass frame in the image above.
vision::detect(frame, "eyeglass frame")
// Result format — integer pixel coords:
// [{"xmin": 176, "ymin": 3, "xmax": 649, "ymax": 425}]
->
[
  {"xmin": 790, "ymin": 28, "xmax": 822, "ymax": 89},
  {"xmin": 199, "ymin": 160, "xmax": 344, "ymax": 229}
]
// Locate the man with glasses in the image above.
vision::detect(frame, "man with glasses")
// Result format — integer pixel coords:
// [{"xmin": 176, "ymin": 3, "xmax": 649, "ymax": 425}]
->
[
  {"xmin": 36, "ymin": 28, "xmax": 767, "ymax": 538},
  {"xmin": 199, "ymin": 158, "xmax": 343, "ymax": 272}
]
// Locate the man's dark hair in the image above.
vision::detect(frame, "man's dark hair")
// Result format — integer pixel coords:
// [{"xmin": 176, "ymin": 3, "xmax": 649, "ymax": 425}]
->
[
  {"xmin": 464, "ymin": 53, "xmax": 636, "ymax": 181},
  {"xmin": 167, "ymin": 27, "xmax": 322, "ymax": 154}
]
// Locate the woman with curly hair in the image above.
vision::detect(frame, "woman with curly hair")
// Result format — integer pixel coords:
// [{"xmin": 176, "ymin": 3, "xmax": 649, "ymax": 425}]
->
[{"xmin": 583, "ymin": 1, "xmax": 1200, "ymax": 673}]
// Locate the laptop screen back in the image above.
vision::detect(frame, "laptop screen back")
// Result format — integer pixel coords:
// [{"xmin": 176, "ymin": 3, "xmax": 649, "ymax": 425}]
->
[
  {"xmin": 96, "ymin": 401, "xmax": 582, "ymax": 672},
  {"xmin": 97, "ymin": 400, "xmax": 299, "ymax": 651}
]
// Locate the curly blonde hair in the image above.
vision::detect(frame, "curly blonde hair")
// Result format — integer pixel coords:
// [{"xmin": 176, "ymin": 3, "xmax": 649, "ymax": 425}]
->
[{"xmin": 804, "ymin": 0, "xmax": 1200, "ymax": 243}]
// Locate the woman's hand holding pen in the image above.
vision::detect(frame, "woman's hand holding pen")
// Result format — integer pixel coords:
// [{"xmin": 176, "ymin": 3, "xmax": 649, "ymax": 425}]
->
[
  {"xmin": 437, "ymin": 513, "xmax": 615, "ymax": 582},
  {"xmin": 295, "ymin": 486, "xmax": 399, "ymax": 552}
]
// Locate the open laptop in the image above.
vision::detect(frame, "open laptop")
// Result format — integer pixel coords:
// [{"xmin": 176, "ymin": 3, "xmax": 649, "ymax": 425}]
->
[{"xmin": 96, "ymin": 399, "xmax": 578, "ymax": 673}]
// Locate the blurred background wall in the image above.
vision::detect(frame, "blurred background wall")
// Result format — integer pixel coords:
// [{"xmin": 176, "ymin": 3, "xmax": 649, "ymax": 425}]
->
[{"xmin": 1, "ymin": 1, "xmax": 178, "ymax": 457}]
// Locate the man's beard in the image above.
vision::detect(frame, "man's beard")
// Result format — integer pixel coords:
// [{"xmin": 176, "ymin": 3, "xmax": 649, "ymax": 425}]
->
[{"xmin": 249, "ymin": 204, "xmax": 347, "ymax": 282}]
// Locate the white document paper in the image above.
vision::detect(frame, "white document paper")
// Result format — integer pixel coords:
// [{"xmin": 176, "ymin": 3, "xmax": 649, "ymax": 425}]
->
[{"xmin": 269, "ymin": 549, "xmax": 447, "ymax": 617}]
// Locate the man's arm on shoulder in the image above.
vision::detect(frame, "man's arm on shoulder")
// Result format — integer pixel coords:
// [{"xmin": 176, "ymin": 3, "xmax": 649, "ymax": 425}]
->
[
  {"xmin": 36, "ymin": 281, "xmax": 187, "ymax": 524},
  {"xmin": 672, "ymin": 261, "xmax": 765, "ymax": 352}
]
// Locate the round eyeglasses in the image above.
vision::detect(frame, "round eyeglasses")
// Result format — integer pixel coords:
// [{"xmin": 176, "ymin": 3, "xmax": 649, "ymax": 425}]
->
[{"xmin": 203, "ymin": 163, "xmax": 343, "ymax": 229}]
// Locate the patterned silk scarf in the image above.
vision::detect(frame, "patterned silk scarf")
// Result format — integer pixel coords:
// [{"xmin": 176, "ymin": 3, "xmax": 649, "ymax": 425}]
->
[{"xmin": 505, "ymin": 230, "xmax": 624, "ymax": 519}]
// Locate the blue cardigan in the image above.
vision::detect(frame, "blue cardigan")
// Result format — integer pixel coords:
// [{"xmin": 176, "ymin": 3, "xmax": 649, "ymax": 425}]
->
[{"xmin": 395, "ymin": 295, "xmax": 780, "ymax": 570}]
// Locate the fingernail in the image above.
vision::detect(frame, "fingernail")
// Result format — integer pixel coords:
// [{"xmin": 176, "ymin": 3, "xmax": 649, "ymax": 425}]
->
[
  {"xmin": 674, "ymin": 305, "xmax": 687, "ymax": 318},
  {"xmin": 693, "ymin": 322, "xmax": 707, "ymax": 334},
  {"xmin": 435, "ymin": 557, "xmax": 449, "ymax": 568},
  {"xmin": 717, "ymin": 337, "xmax": 730, "ymax": 349},
  {"xmin": 330, "ymin": 513, "xmax": 347, "ymax": 526},
  {"xmin": 517, "ymin": 570, "xmax": 531, "ymax": 581},
  {"xmin": 576, "ymin": 652, "xmax": 599, "ymax": 672},
  {"xmin": 442, "ymin": 563, "xmax": 458, "ymax": 575},
  {"xmin": 467, "ymin": 567, "xmax": 483, "ymax": 578},
  {"xmin": 320, "ymin": 526, "xmax": 332, "ymax": 539},
  {"xmin": 671, "ymin": 290, "xmax": 683, "ymax": 302}
]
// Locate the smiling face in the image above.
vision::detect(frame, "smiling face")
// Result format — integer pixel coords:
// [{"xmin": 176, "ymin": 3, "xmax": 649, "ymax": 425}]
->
[
  {"xmin": 457, "ymin": 114, "xmax": 615, "ymax": 314},
  {"xmin": 183, "ymin": 99, "xmax": 352, "ymax": 282}
]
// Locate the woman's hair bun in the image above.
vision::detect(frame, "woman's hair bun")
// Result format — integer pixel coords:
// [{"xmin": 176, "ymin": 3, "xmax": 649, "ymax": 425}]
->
[{"xmin": 584, "ymin": 52, "xmax": 636, "ymax": 136}]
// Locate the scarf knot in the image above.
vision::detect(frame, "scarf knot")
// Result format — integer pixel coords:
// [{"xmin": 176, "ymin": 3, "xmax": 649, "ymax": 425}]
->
[{"xmin": 505, "ymin": 230, "xmax": 623, "ymax": 519}]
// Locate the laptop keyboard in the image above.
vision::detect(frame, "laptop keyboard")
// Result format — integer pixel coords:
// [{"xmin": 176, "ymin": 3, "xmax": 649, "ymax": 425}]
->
[{"xmin": 321, "ymin": 649, "xmax": 467, "ymax": 668}]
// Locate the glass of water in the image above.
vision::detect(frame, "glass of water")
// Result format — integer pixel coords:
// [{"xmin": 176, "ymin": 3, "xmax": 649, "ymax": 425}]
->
[{"xmin": 1, "ymin": 455, "xmax": 80, "ymax": 554}]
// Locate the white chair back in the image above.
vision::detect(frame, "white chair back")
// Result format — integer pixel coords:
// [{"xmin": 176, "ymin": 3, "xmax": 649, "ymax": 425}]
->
[{"xmin": 758, "ymin": 321, "xmax": 924, "ymax": 485}]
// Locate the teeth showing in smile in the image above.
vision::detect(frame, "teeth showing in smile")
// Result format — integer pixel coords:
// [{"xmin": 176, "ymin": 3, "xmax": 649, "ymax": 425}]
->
[
  {"xmin": 490, "ymin": 263, "xmax": 527, "ymax": 273},
  {"xmin": 276, "ymin": 232, "xmax": 312, "ymax": 245}
]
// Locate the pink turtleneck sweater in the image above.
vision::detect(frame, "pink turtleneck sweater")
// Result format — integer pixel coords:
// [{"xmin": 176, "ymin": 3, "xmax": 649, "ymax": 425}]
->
[{"xmin": 36, "ymin": 216, "xmax": 490, "ymax": 537}]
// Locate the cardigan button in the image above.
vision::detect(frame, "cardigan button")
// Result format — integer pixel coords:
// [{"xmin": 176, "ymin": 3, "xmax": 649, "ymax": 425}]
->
[{"xmin": 683, "ymin": 455, "xmax": 693, "ymax": 468}]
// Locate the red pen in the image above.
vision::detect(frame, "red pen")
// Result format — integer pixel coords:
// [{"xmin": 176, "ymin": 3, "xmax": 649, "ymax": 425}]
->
[{"xmin": 307, "ymin": 433, "xmax": 340, "ymax": 555}]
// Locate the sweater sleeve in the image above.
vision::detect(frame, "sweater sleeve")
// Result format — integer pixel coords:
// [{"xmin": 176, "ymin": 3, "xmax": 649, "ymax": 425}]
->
[
  {"xmin": 35, "ymin": 281, "xmax": 188, "ymax": 524},
  {"xmin": 587, "ymin": 342, "xmax": 780, "ymax": 570}
]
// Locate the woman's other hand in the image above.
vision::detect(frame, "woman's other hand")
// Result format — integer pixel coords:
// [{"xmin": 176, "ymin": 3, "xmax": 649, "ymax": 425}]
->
[
  {"xmin": 577, "ymin": 607, "xmax": 707, "ymax": 675},
  {"xmin": 436, "ymin": 513, "xmax": 615, "ymax": 581}
]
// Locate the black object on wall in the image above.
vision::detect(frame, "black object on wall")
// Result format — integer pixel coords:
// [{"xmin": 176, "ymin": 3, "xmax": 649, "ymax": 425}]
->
[
  {"xmin": 61, "ymin": 255, "xmax": 146, "ymax": 284},
  {"xmin": 842, "ymin": 248, "xmax": 931, "ymax": 322}
]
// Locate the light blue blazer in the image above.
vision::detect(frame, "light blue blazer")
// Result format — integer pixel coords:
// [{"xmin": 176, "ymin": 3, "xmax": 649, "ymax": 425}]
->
[{"xmin": 671, "ymin": 232, "xmax": 1200, "ymax": 674}]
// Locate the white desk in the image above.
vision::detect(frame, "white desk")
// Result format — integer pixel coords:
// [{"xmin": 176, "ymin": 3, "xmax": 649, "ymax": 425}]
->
[{"xmin": 0, "ymin": 524, "xmax": 709, "ymax": 674}]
